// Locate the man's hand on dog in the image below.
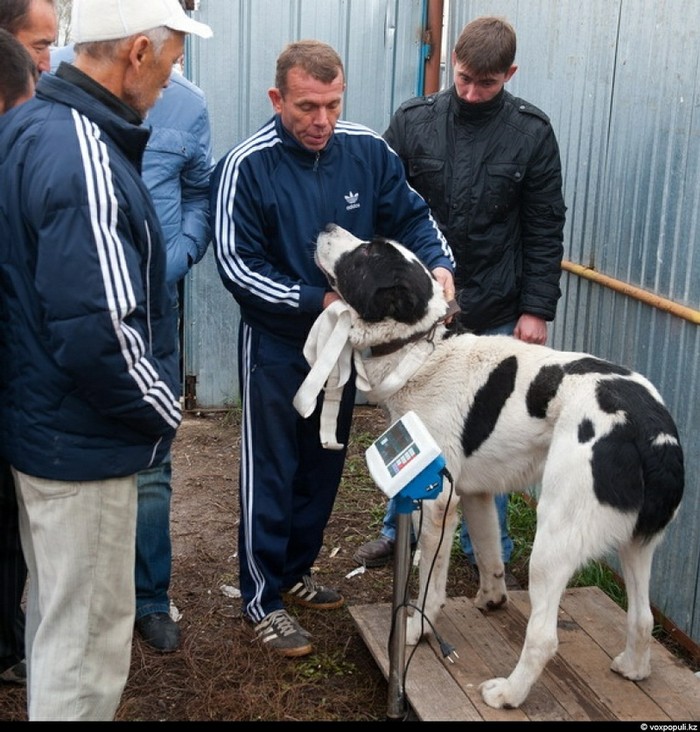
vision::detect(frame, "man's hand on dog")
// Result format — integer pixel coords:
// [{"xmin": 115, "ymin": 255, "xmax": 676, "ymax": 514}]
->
[{"xmin": 432, "ymin": 267, "xmax": 456, "ymax": 323}]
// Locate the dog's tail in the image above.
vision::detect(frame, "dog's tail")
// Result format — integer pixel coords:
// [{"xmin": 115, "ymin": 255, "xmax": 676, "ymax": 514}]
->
[{"xmin": 595, "ymin": 378, "xmax": 684, "ymax": 542}]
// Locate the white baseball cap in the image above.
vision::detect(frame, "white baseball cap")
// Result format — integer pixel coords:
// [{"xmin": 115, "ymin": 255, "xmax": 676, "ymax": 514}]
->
[{"xmin": 71, "ymin": 0, "xmax": 213, "ymax": 43}]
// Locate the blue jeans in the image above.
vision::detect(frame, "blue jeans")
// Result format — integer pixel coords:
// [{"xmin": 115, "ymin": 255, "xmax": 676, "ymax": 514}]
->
[
  {"xmin": 379, "ymin": 492, "xmax": 512, "ymax": 564},
  {"xmin": 134, "ymin": 455, "xmax": 172, "ymax": 620},
  {"xmin": 459, "ymin": 493, "xmax": 513, "ymax": 563},
  {"xmin": 378, "ymin": 319, "xmax": 518, "ymax": 565}
]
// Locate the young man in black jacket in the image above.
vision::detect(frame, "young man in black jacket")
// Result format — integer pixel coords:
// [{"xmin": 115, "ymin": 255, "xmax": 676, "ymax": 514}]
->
[{"xmin": 355, "ymin": 16, "xmax": 566, "ymax": 573}]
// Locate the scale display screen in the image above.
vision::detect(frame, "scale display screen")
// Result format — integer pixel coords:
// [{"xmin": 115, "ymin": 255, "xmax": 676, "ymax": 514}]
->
[
  {"xmin": 365, "ymin": 411, "xmax": 442, "ymax": 498},
  {"xmin": 375, "ymin": 419, "xmax": 421, "ymax": 478}
]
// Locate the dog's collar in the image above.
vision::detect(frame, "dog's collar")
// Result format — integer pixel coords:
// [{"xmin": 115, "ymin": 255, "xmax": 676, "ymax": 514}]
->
[{"xmin": 369, "ymin": 299, "xmax": 461, "ymax": 357}]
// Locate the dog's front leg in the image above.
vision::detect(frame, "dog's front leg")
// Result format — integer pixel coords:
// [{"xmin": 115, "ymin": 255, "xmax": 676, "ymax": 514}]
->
[
  {"xmin": 461, "ymin": 493, "xmax": 507, "ymax": 610},
  {"xmin": 405, "ymin": 494, "xmax": 459, "ymax": 645}
]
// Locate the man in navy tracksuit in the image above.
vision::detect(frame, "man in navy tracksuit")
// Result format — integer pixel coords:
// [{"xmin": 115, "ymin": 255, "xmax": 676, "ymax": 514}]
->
[{"xmin": 211, "ymin": 39, "xmax": 455, "ymax": 657}]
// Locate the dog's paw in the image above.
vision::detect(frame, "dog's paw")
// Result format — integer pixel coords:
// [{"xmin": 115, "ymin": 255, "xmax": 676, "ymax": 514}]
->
[
  {"xmin": 474, "ymin": 588, "xmax": 508, "ymax": 612},
  {"xmin": 479, "ymin": 677, "xmax": 520, "ymax": 709},
  {"xmin": 610, "ymin": 651, "xmax": 651, "ymax": 680}
]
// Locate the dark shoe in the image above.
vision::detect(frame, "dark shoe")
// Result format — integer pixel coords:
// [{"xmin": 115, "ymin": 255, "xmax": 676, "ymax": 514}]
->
[
  {"xmin": 0, "ymin": 660, "xmax": 26, "ymax": 685},
  {"xmin": 283, "ymin": 574, "xmax": 344, "ymax": 610},
  {"xmin": 135, "ymin": 612, "xmax": 181, "ymax": 652},
  {"xmin": 353, "ymin": 536, "xmax": 394, "ymax": 568},
  {"xmin": 255, "ymin": 609, "xmax": 313, "ymax": 658}
]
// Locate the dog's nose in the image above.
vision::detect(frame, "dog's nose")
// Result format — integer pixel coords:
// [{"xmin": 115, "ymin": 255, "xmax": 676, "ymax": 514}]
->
[{"xmin": 324, "ymin": 223, "xmax": 337, "ymax": 233}]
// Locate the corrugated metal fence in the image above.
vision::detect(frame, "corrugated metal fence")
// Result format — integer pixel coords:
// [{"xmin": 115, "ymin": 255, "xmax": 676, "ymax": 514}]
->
[{"xmin": 184, "ymin": 0, "xmax": 699, "ymax": 650}]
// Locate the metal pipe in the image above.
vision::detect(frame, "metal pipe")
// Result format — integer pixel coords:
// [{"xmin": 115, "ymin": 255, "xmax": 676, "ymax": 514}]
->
[
  {"xmin": 423, "ymin": 0, "xmax": 445, "ymax": 94},
  {"xmin": 562, "ymin": 260, "xmax": 700, "ymax": 325},
  {"xmin": 386, "ymin": 511, "xmax": 413, "ymax": 720}
]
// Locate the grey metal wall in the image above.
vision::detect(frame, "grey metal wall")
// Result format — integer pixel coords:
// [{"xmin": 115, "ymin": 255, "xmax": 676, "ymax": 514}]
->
[
  {"xmin": 182, "ymin": 0, "xmax": 426, "ymax": 409},
  {"xmin": 184, "ymin": 0, "xmax": 700, "ymax": 647},
  {"xmin": 444, "ymin": 1, "xmax": 700, "ymax": 648}
]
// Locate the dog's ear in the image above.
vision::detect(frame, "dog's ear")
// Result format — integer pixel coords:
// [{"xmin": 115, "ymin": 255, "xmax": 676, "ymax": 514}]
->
[
  {"xmin": 355, "ymin": 256, "xmax": 435, "ymax": 323},
  {"xmin": 362, "ymin": 280, "xmax": 431, "ymax": 323},
  {"xmin": 334, "ymin": 237, "xmax": 436, "ymax": 323}
]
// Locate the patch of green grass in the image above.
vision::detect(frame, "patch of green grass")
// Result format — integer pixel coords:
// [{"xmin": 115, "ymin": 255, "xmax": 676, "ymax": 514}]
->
[
  {"xmin": 507, "ymin": 492, "xmax": 536, "ymax": 564},
  {"xmin": 294, "ymin": 652, "xmax": 359, "ymax": 680}
]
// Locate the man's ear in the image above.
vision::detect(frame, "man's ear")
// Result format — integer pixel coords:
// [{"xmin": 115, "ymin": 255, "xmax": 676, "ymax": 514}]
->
[
  {"xmin": 128, "ymin": 35, "xmax": 152, "ymax": 69},
  {"xmin": 268, "ymin": 87, "xmax": 282, "ymax": 113},
  {"xmin": 504, "ymin": 64, "xmax": 518, "ymax": 82}
]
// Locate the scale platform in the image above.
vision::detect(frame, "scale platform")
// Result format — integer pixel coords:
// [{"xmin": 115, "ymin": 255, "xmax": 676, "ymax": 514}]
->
[{"xmin": 350, "ymin": 586, "xmax": 700, "ymax": 722}]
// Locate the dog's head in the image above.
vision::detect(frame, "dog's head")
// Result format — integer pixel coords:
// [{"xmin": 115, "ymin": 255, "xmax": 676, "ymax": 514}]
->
[{"xmin": 315, "ymin": 224, "xmax": 448, "ymax": 349}]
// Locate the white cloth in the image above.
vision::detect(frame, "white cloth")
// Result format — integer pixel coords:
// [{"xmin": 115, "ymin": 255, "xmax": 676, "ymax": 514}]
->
[
  {"xmin": 293, "ymin": 301, "xmax": 357, "ymax": 449},
  {"xmin": 293, "ymin": 303, "xmax": 434, "ymax": 448}
]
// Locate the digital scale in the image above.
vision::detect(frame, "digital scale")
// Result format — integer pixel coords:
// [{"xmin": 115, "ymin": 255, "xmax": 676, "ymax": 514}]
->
[{"xmin": 365, "ymin": 410, "xmax": 445, "ymax": 513}]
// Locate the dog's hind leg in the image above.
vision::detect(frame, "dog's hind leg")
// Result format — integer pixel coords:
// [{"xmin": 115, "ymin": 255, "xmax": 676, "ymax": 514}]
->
[
  {"xmin": 610, "ymin": 538, "xmax": 656, "ymax": 680},
  {"xmin": 405, "ymin": 492, "xmax": 460, "ymax": 645},
  {"xmin": 480, "ymin": 509, "xmax": 579, "ymax": 709},
  {"xmin": 461, "ymin": 492, "xmax": 507, "ymax": 610}
]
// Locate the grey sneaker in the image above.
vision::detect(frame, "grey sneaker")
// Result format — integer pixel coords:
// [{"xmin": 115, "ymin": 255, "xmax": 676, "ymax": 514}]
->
[
  {"xmin": 283, "ymin": 574, "xmax": 344, "ymax": 609},
  {"xmin": 255, "ymin": 609, "xmax": 313, "ymax": 657}
]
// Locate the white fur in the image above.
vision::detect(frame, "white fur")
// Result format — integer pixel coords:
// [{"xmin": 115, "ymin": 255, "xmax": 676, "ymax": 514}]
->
[{"xmin": 316, "ymin": 224, "xmax": 683, "ymax": 710}]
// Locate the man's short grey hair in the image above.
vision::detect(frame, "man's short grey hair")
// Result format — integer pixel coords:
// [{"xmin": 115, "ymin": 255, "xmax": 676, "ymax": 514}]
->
[{"xmin": 74, "ymin": 26, "xmax": 175, "ymax": 61}]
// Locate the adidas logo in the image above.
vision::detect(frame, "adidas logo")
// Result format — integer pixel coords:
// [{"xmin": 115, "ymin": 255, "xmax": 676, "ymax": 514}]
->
[{"xmin": 344, "ymin": 191, "xmax": 360, "ymax": 210}]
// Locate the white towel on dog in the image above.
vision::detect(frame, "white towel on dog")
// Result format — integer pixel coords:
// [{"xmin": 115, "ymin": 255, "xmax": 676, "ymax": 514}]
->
[
  {"xmin": 293, "ymin": 300, "xmax": 356, "ymax": 450},
  {"xmin": 294, "ymin": 301, "xmax": 434, "ymax": 448}
]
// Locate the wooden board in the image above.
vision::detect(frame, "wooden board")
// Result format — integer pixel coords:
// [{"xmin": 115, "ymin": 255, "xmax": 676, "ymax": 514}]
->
[{"xmin": 349, "ymin": 587, "xmax": 700, "ymax": 722}]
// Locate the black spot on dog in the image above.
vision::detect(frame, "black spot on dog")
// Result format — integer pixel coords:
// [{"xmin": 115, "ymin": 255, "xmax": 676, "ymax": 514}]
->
[
  {"xmin": 563, "ymin": 357, "xmax": 631, "ymax": 376},
  {"xmin": 578, "ymin": 418, "xmax": 595, "ymax": 443},
  {"xmin": 591, "ymin": 378, "xmax": 684, "ymax": 538},
  {"xmin": 334, "ymin": 238, "xmax": 434, "ymax": 323},
  {"xmin": 526, "ymin": 364, "xmax": 564, "ymax": 419},
  {"xmin": 462, "ymin": 356, "xmax": 517, "ymax": 456},
  {"xmin": 525, "ymin": 358, "xmax": 630, "ymax": 420}
]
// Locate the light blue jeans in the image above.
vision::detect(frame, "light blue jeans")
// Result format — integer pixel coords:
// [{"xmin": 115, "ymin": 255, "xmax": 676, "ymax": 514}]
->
[
  {"xmin": 380, "ymin": 492, "xmax": 512, "ymax": 564},
  {"xmin": 134, "ymin": 455, "xmax": 173, "ymax": 620},
  {"xmin": 378, "ymin": 320, "xmax": 518, "ymax": 565}
]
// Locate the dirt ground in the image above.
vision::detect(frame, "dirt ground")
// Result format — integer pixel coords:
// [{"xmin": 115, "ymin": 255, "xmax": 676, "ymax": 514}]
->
[
  {"xmin": 0, "ymin": 405, "xmax": 439, "ymax": 721},
  {"xmin": 0, "ymin": 405, "xmax": 696, "ymax": 721}
]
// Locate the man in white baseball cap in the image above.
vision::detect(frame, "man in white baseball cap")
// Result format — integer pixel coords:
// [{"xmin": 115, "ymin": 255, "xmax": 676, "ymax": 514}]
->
[
  {"xmin": 0, "ymin": 0, "xmax": 211, "ymax": 722},
  {"xmin": 71, "ymin": 0, "xmax": 213, "ymax": 43}
]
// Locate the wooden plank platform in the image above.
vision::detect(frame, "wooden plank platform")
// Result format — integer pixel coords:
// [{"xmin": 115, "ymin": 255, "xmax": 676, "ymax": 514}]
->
[{"xmin": 350, "ymin": 587, "xmax": 700, "ymax": 722}]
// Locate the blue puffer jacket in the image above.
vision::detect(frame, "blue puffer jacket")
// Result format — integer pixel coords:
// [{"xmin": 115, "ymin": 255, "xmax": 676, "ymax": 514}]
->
[
  {"xmin": 212, "ymin": 115, "xmax": 455, "ymax": 346},
  {"xmin": 143, "ymin": 71, "xmax": 214, "ymax": 285},
  {"xmin": 0, "ymin": 71, "xmax": 182, "ymax": 481},
  {"xmin": 50, "ymin": 46, "xmax": 214, "ymax": 286}
]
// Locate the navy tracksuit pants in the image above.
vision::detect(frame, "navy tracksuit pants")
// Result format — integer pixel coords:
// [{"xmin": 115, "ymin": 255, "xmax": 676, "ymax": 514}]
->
[{"xmin": 237, "ymin": 323, "xmax": 356, "ymax": 623}]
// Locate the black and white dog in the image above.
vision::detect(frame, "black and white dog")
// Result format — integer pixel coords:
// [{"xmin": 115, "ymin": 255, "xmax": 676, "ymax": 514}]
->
[{"xmin": 314, "ymin": 224, "xmax": 684, "ymax": 710}]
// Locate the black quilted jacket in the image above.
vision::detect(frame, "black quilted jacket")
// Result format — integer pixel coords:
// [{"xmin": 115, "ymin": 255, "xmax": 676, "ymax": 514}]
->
[{"xmin": 384, "ymin": 86, "xmax": 567, "ymax": 332}]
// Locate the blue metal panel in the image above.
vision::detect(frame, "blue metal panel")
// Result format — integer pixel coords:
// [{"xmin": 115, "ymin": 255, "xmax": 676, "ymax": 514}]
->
[
  {"xmin": 184, "ymin": 0, "xmax": 425, "ymax": 412},
  {"xmin": 445, "ymin": 0, "xmax": 700, "ymax": 648}
]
